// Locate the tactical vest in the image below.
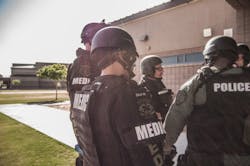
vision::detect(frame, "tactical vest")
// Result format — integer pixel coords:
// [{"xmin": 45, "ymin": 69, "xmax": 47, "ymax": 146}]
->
[
  {"xmin": 140, "ymin": 77, "xmax": 173, "ymax": 120},
  {"xmin": 72, "ymin": 77, "xmax": 166, "ymax": 166},
  {"xmin": 123, "ymin": 81, "xmax": 166, "ymax": 166},
  {"xmin": 67, "ymin": 51, "xmax": 92, "ymax": 109},
  {"xmin": 187, "ymin": 70, "xmax": 250, "ymax": 154},
  {"xmin": 71, "ymin": 83, "xmax": 101, "ymax": 166}
]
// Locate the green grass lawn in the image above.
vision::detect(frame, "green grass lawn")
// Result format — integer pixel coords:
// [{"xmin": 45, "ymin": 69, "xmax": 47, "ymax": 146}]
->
[
  {"xmin": 0, "ymin": 113, "xmax": 77, "ymax": 166},
  {"xmin": 0, "ymin": 91, "xmax": 69, "ymax": 104}
]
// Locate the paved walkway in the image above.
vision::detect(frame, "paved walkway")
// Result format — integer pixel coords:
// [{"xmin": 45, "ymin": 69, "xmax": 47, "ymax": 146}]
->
[
  {"xmin": 0, "ymin": 104, "xmax": 77, "ymax": 148},
  {"xmin": 0, "ymin": 103, "xmax": 187, "ymax": 163},
  {"xmin": 0, "ymin": 90, "xmax": 67, "ymax": 94}
]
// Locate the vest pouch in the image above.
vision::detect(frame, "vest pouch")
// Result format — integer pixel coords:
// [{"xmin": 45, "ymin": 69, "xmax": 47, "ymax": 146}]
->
[
  {"xmin": 243, "ymin": 115, "xmax": 250, "ymax": 146},
  {"xmin": 158, "ymin": 89, "xmax": 173, "ymax": 106}
]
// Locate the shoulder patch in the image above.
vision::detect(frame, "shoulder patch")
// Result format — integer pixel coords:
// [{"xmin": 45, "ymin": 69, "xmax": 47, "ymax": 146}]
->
[{"xmin": 175, "ymin": 90, "xmax": 187, "ymax": 105}]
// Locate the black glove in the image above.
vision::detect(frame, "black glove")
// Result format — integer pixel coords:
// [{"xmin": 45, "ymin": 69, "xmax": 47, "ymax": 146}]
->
[
  {"xmin": 177, "ymin": 154, "xmax": 187, "ymax": 166},
  {"xmin": 165, "ymin": 145, "xmax": 177, "ymax": 166},
  {"xmin": 165, "ymin": 155, "xmax": 175, "ymax": 166},
  {"xmin": 76, "ymin": 47, "xmax": 86, "ymax": 57}
]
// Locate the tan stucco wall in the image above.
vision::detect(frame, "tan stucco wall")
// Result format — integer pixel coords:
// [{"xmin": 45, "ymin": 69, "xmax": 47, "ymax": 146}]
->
[
  {"xmin": 118, "ymin": 0, "xmax": 236, "ymax": 56},
  {"xmin": 115, "ymin": 0, "xmax": 237, "ymax": 93}
]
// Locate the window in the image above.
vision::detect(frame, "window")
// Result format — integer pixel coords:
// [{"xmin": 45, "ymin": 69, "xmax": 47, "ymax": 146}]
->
[
  {"xmin": 177, "ymin": 55, "xmax": 185, "ymax": 63},
  {"xmin": 161, "ymin": 52, "xmax": 204, "ymax": 66},
  {"xmin": 162, "ymin": 56, "xmax": 177, "ymax": 65},
  {"xmin": 185, "ymin": 52, "xmax": 204, "ymax": 63}
]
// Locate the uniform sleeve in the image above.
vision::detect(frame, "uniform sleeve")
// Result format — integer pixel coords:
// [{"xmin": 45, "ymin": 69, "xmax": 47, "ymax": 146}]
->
[
  {"xmin": 66, "ymin": 63, "xmax": 72, "ymax": 92},
  {"xmin": 163, "ymin": 75, "xmax": 201, "ymax": 153}
]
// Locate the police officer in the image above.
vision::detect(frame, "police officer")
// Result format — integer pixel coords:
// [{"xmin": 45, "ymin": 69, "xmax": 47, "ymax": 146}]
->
[
  {"xmin": 67, "ymin": 22, "xmax": 108, "ymax": 103},
  {"xmin": 163, "ymin": 36, "xmax": 250, "ymax": 166},
  {"xmin": 72, "ymin": 26, "xmax": 166, "ymax": 166},
  {"xmin": 140, "ymin": 55, "xmax": 173, "ymax": 121},
  {"xmin": 66, "ymin": 21, "xmax": 108, "ymax": 165},
  {"xmin": 235, "ymin": 43, "xmax": 250, "ymax": 68}
]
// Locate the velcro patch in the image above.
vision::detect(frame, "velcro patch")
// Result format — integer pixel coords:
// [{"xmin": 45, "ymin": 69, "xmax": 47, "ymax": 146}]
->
[{"xmin": 175, "ymin": 90, "xmax": 187, "ymax": 105}]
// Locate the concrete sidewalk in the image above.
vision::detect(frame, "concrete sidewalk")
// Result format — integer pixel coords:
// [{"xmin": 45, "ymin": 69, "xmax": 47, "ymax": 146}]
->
[
  {"xmin": 0, "ymin": 103, "xmax": 187, "ymax": 162},
  {"xmin": 0, "ymin": 104, "xmax": 77, "ymax": 148},
  {"xmin": 0, "ymin": 90, "xmax": 67, "ymax": 94}
]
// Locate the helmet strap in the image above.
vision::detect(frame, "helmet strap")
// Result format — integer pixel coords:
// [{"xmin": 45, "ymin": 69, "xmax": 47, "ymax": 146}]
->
[
  {"xmin": 116, "ymin": 53, "xmax": 130, "ymax": 71},
  {"xmin": 115, "ymin": 51, "xmax": 136, "ymax": 78},
  {"xmin": 97, "ymin": 53, "xmax": 117, "ymax": 70}
]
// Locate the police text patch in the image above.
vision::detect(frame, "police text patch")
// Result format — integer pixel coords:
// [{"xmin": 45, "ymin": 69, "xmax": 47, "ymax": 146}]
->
[{"xmin": 213, "ymin": 82, "xmax": 250, "ymax": 92}]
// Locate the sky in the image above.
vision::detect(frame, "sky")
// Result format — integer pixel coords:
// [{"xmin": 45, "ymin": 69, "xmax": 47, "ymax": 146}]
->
[{"xmin": 0, "ymin": 0, "xmax": 170, "ymax": 77}]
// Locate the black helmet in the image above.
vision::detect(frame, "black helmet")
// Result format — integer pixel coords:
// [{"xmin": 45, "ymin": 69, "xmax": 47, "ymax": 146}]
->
[
  {"xmin": 91, "ymin": 26, "xmax": 137, "ymax": 54},
  {"xmin": 203, "ymin": 36, "xmax": 238, "ymax": 62},
  {"xmin": 91, "ymin": 26, "xmax": 138, "ymax": 72},
  {"xmin": 81, "ymin": 22, "xmax": 108, "ymax": 44},
  {"xmin": 140, "ymin": 55, "xmax": 162, "ymax": 76},
  {"xmin": 237, "ymin": 43, "xmax": 250, "ymax": 64}
]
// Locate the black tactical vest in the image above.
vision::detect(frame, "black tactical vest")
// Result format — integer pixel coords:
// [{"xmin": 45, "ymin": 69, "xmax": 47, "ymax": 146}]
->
[
  {"xmin": 67, "ymin": 51, "xmax": 92, "ymax": 109},
  {"xmin": 187, "ymin": 71, "xmax": 250, "ymax": 154},
  {"xmin": 72, "ymin": 76, "xmax": 166, "ymax": 166},
  {"xmin": 130, "ymin": 82, "xmax": 166, "ymax": 166},
  {"xmin": 71, "ymin": 83, "xmax": 101, "ymax": 166},
  {"xmin": 140, "ymin": 77, "xmax": 173, "ymax": 120}
]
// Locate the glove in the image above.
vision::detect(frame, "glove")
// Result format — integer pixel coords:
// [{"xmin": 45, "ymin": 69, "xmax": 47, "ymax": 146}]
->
[
  {"xmin": 76, "ymin": 47, "xmax": 86, "ymax": 57},
  {"xmin": 165, "ymin": 155, "xmax": 175, "ymax": 166},
  {"xmin": 164, "ymin": 145, "xmax": 177, "ymax": 166},
  {"xmin": 177, "ymin": 154, "xmax": 187, "ymax": 166}
]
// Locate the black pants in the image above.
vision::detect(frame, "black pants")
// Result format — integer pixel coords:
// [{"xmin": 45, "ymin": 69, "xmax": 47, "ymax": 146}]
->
[
  {"xmin": 177, "ymin": 152, "xmax": 224, "ymax": 166},
  {"xmin": 75, "ymin": 156, "xmax": 83, "ymax": 166}
]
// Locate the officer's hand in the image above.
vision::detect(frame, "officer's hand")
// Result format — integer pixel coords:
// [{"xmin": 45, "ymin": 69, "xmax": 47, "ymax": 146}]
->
[
  {"xmin": 156, "ymin": 112, "xmax": 163, "ymax": 121},
  {"xmin": 165, "ymin": 155, "xmax": 175, "ymax": 166},
  {"xmin": 164, "ymin": 145, "xmax": 177, "ymax": 166},
  {"xmin": 169, "ymin": 145, "xmax": 177, "ymax": 159}
]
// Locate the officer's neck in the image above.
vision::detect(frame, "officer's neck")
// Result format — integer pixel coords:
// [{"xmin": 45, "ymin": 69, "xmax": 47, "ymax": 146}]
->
[{"xmin": 101, "ymin": 61, "xmax": 129, "ymax": 78}]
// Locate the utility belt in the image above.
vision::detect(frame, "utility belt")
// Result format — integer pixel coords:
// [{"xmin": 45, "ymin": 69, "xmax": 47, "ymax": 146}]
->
[
  {"xmin": 177, "ymin": 151, "xmax": 250, "ymax": 166},
  {"xmin": 176, "ymin": 152, "xmax": 223, "ymax": 166}
]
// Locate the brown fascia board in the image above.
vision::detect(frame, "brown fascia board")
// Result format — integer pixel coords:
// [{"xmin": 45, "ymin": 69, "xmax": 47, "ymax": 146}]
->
[
  {"xmin": 238, "ymin": 0, "xmax": 250, "ymax": 8},
  {"xmin": 12, "ymin": 63, "xmax": 34, "ymax": 67},
  {"xmin": 226, "ymin": 0, "xmax": 250, "ymax": 9},
  {"xmin": 111, "ymin": 0, "xmax": 193, "ymax": 25},
  {"xmin": 35, "ymin": 62, "xmax": 69, "ymax": 65},
  {"xmin": 35, "ymin": 62, "xmax": 55, "ymax": 65}
]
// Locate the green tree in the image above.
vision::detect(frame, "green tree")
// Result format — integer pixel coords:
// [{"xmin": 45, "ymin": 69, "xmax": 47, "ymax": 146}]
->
[
  {"xmin": 11, "ymin": 79, "xmax": 21, "ymax": 88},
  {"xmin": 37, "ymin": 64, "xmax": 67, "ymax": 100}
]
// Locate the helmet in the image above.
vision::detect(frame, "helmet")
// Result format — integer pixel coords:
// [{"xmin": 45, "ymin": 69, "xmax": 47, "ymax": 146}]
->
[
  {"xmin": 81, "ymin": 22, "xmax": 108, "ymax": 44},
  {"xmin": 237, "ymin": 43, "xmax": 250, "ymax": 64},
  {"xmin": 91, "ymin": 26, "xmax": 138, "ymax": 72},
  {"xmin": 203, "ymin": 36, "xmax": 238, "ymax": 62},
  {"xmin": 91, "ymin": 26, "xmax": 137, "ymax": 54},
  {"xmin": 140, "ymin": 55, "xmax": 162, "ymax": 76}
]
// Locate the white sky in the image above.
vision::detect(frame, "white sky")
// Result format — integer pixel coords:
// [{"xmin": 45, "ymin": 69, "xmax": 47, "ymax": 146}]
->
[{"xmin": 0, "ymin": 0, "xmax": 169, "ymax": 77}]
